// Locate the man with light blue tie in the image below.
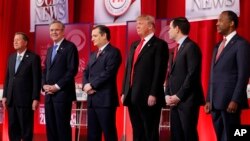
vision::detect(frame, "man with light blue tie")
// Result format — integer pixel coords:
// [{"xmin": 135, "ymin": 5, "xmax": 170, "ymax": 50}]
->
[
  {"xmin": 42, "ymin": 20, "xmax": 79, "ymax": 141},
  {"xmin": 2, "ymin": 32, "xmax": 41, "ymax": 141}
]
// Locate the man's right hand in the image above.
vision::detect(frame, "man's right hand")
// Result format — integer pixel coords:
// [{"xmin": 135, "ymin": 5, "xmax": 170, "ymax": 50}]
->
[
  {"xmin": 204, "ymin": 102, "xmax": 211, "ymax": 114},
  {"xmin": 2, "ymin": 98, "xmax": 7, "ymax": 110}
]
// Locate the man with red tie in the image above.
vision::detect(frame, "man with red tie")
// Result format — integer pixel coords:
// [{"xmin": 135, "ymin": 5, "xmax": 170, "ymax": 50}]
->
[
  {"xmin": 205, "ymin": 11, "xmax": 250, "ymax": 141},
  {"xmin": 121, "ymin": 15, "xmax": 169, "ymax": 141},
  {"xmin": 83, "ymin": 25, "xmax": 121, "ymax": 141},
  {"xmin": 165, "ymin": 17, "xmax": 204, "ymax": 141}
]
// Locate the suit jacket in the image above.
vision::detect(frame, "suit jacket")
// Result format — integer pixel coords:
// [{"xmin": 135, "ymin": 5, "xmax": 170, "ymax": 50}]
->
[
  {"xmin": 42, "ymin": 39, "xmax": 79, "ymax": 102},
  {"xmin": 3, "ymin": 50, "xmax": 41, "ymax": 107},
  {"xmin": 166, "ymin": 37, "xmax": 205, "ymax": 106},
  {"xmin": 83, "ymin": 44, "xmax": 121, "ymax": 108},
  {"xmin": 122, "ymin": 36, "xmax": 169, "ymax": 107},
  {"xmin": 207, "ymin": 34, "xmax": 250, "ymax": 109}
]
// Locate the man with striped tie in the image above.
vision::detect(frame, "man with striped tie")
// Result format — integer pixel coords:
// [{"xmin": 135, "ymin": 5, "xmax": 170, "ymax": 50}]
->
[{"xmin": 205, "ymin": 10, "xmax": 250, "ymax": 141}]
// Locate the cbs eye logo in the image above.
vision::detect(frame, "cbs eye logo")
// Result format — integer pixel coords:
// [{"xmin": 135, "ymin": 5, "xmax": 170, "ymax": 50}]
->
[
  {"xmin": 159, "ymin": 24, "xmax": 178, "ymax": 50},
  {"xmin": 66, "ymin": 29, "xmax": 86, "ymax": 51}
]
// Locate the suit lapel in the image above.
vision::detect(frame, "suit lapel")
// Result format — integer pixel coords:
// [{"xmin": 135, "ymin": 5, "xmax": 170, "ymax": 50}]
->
[
  {"xmin": 49, "ymin": 40, "xmax": 66, "ymax": 69},
  {"xmin": 171, "ymin": 38, "xmax": 190, "ymax": 73},
  {"xmin": 135, "ymin": 36, "xmax": 156, "ymax": 65},
  {"xmin": 15, "ymin": 51, "xmax": 30, "ymax": 74},
  {"xmin": 89, "ymin": 51, "xmax": 98, "ymax": 67},
  {"xmin": 214, "ymin": 34, "xmax": 238, "ymax": 64},
  {"xmin": 90, "ymin": 44, "xmax": 110, "ymax": 67},
  {"xmin": 47, "ymin": 47, "xmax": 53, "ymax": 67},
  {"xmin": 11, "ymin": 54, "xmax": 17, "ymax": 75}
]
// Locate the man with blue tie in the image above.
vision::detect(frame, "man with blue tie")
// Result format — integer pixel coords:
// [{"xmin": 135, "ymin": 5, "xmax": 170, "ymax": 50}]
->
[
  {"xmin": 2, "ymin": 32, "xmax": 41, "ymax": 141},
  {"xmin": 42, "ymin": 20, "xmax": 79, "ymax": 141},
  {"xmin": 83, "ymin": 25, "xmax": 121, "ymax": 141},
  {"xmin": 205, "ymin": 11, "xmax": 250, "ymax": 141}
]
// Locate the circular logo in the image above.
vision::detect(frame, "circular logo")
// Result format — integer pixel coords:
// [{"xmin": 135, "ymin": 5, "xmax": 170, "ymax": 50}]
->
[
  {"xmin": 104, "ymin": 0, "xmax": 132, "ymax": 16},
  {"xmin": 159, "ymin": 25, "xmax": 178, "ymax": 50},
  {"xmin": 66, "ymin": 29, "xmax": 86, "ymax": 51}
]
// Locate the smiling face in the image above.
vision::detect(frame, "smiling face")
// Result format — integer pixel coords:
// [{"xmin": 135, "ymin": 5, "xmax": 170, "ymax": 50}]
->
[{"xmin": 49, "ymin": 22, "xmax": 65, "ymax": 43}]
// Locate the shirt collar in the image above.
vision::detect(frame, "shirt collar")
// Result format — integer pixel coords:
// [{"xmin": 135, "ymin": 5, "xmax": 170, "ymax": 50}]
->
[
  {"xmin": 54, "ymin": 38, "xmax": 64, "ymax": 50},
  {"xmin": 177, "ymin": 35, "xmax": 188, "ymax": 47},
  {"xmin": 143, "ymin": 33, "xmax": 154, "ymax": 43},
  {"xmin": 17, "ymin": 49, "xmax": 27, "ymax": 59},
  {"xmin": 99, "ymin": 42, "xmax": 109, "ymax": 52},
  {"xmin": 224, "ymin": 31, "xmax": 236, "ymax": 45}
]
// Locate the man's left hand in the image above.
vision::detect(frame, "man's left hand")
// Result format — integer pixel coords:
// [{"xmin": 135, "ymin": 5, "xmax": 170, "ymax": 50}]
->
[
  {"xmin": 148, "ymin": 95, "xmax": 156, "ymax": 106},
  {"xmin": 227, "ymin": 101, "xmax": 238, "ymax": 113}
]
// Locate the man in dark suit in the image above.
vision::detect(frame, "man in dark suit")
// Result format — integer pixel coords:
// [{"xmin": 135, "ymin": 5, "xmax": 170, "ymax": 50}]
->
[
  {"xmin": 165, "ymin": 17, "xmax": 204, "ymax": 141},
  {"xmin": 42, "ymin": 20, "xmax": 79, "ymax": 141},
  {"xmin": 121, "ymin": 15, "xmax": 169, "ymax": 141},
  {"xmin": 83, "ymin": 25, "xmax": 121, "ymax": 141},
  {"xmin": 204, "ymin": 11, "xmax": 250, "ymax": 141},
  {"xmin": 2, "ymin": 32, "xmax": 41, "ymax": 141}
]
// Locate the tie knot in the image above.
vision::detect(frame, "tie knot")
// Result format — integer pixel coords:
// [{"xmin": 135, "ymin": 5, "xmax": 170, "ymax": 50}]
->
[
  {"xmin": 140, "ymin": 39, "xmax": 145, "ymax": 43},
  {"xmin": 53, "ymin": 45, "xmax": 58, "ymax": 50},
  {"xmin": 96, "ymin": 49, "xmax": 102, "ymax": 58},
  {"xmin": 175, "ymin": 43, "xmax": 180, "ymax": 51},
  {"xmin": 17, "ymin": 55, "xmax": 22, "ymax": 61}
]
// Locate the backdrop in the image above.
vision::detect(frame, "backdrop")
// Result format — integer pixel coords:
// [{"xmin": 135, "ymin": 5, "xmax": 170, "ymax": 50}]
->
[{"xmin": 0, "ymin": 0, "xmax": 250, "ymax": 141}]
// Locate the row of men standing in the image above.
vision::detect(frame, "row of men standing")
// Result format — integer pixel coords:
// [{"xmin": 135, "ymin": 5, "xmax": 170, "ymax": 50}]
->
[
  {"xmin": 2, "ymin": 20, "xmax": 79, "ymax": 141},
  {"xmin": 2, "ymin": 10, "xmax": 250, "ymax": 141}
]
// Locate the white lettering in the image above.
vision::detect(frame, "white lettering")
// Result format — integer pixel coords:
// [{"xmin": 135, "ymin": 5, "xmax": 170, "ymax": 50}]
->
[
  {"xmin": 192, "ymin": 0, "xmax": 235, "ymax": 10},
  {"xmin": 234, "ymin": 129, "xmax": 248, "ymax": 136},
  {"xmin": 234, "ymin": 129, "xmax": 241, "ymax": 136}
]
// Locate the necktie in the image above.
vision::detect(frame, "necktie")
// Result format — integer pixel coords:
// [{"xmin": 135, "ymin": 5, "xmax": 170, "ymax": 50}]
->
[
  {"xmin": 216, "ymin": 38, "xmax": 227, "ymax": 62},
  {"xmin": 96, "ymin": 49, "xmax": 102, "ymax": 58},
  {"xmin": 51, "ymin": 45, "xmax": 58, "ymax": 62},
  {"xmin": 173, "ymin": 43, "xmax": 179, "ymax": 62},
  {"xmin": 15, "ymin": 55, "xmax": 22, "ymax": 72},
  {"xmin": 130, "ymin": 39, "xmax": 145, "ymax": 85}
]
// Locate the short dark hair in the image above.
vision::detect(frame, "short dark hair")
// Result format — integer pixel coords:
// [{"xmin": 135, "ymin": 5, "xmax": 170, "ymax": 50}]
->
[
  {"xmin": 171, "ymin": 17, "xmax": 190, "ymax": 35},
  {"xmin": 93, "ymin": 25, "xmax": 111, "ymax": 41},
  {"xmin": 15, "ymin": 32, "xmax": 29, "ymax": 42},
  {"xmin": 223, "ymin": 10, "xmax": 238, "ymax": 29}
]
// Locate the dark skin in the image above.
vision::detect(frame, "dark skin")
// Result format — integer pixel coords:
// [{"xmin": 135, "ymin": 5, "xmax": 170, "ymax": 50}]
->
[{"xmin": 204, "ymin": 11, "xmax": 238, "ymax": 114}]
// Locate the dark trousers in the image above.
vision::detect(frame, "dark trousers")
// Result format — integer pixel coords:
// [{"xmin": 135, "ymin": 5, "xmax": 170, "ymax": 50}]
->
[
  {"xmin": 8, "ymin": 105, "xmax": 34, "ymax": 141},
  {"xmin": 170, "ymin": 104, "xmax": 200, "ymax": 141},
  {"xmin": 211, "ymin": 109, "xmax": 241, "ymax": 141},
  {"xmin": 45, "ymin": 101, "xmax": 72, "ymax": 141},
  {"xmin": 87, "ymin": 107, "xmax": 118, "ymax": 141},
  {"xmin": 128, "ymin": 104, "xmax": 162, "ymax": 141}
]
